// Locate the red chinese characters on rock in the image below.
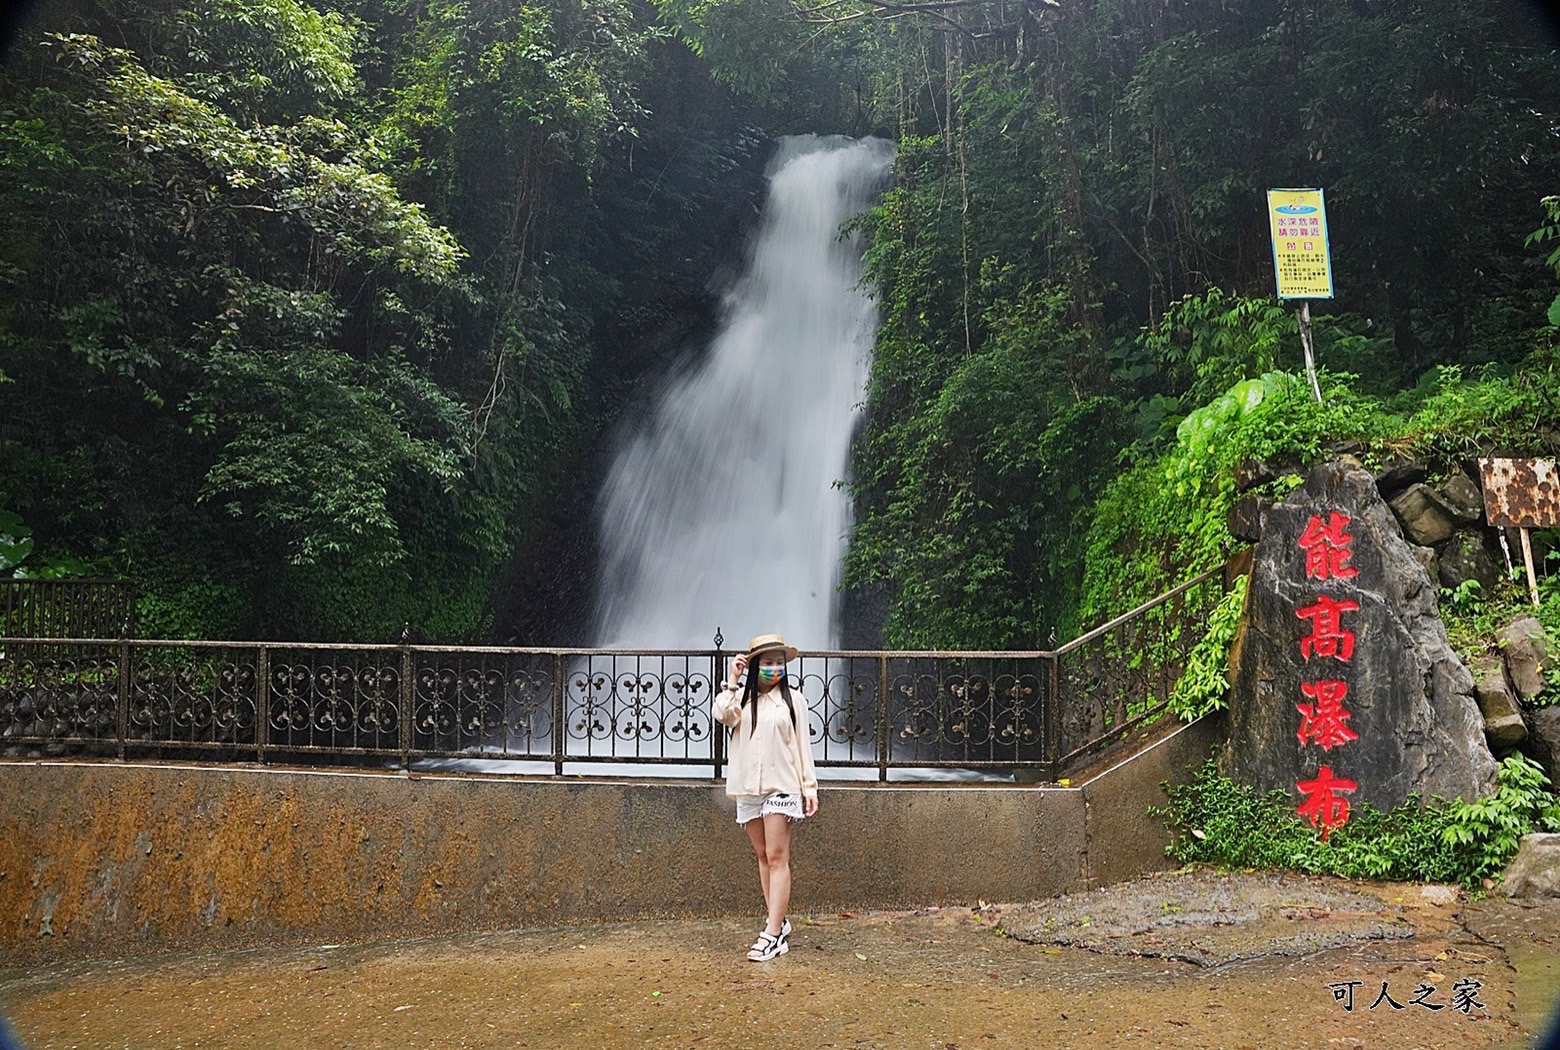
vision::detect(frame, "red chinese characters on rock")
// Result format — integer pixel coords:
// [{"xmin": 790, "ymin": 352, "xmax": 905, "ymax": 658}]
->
[
  {"xmin": 1298, "ymin": 511, "xmax": 1360, "ymax": 580},
  {"xmin": 1296, "ymin": 765, "xmax": 1358, "ymax": 842},
  {"xmin": 1296, "ymin": 680, "xmax": 1360, "ymax": 751},
  {"xmin": 1293, "ymin": 511, "xmax": 1363, "ymax": 840},
  {"xmin": 1296, "ymin": 595, "xmax": 1360, "ymax": 660}
]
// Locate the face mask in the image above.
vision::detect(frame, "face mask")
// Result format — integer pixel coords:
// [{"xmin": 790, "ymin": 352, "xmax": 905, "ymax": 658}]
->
[{"xmin": 757, "ymin": 666, "xmax": 783, "ymax": 685}]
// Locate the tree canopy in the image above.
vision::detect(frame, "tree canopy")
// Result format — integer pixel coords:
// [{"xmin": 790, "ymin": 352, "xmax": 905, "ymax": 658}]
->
[{"xmin": 1, "ymin": 0, "xmax": 1556, "ymax": 645}]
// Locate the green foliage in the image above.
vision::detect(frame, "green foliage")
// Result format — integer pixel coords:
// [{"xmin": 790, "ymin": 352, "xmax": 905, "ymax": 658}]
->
[
  {"xmin": 1080, "ymin": 365, "xmax": 1384, "ymax": 621},
  {"xmin": 1539, "ymin": 664, "xmax": 1560, "ymax": 709},
  {"xmin": 1440, "ymin": 754, "xmax": 1560, "ymax": 882},
  {"xmin": 1160, "ymin": 755, "xmax": 1560, "ymax": 889},
  {"xmin": 0, "ymin": 507, "xmax": 97, "ymax": 579},
  {"xmin": 1440, "ymin": 578, "xmax": 1485, "ymax": 613},
  {"xmin": 837, "ymin": 0, "xmax": 1559, "ymax": 648},
  {"xmin": 650, "ymin": 0, "xmax": 796, "ymax": 101},
  {"xmin": 133, "ymin": 558, "xmax": 252, "ymax": 640},
  {"xmin": 0, "ymin": 22, "xmax": 491, "ymax": 638},
  {"xmin": 846, "ymin": 275, "xmax": 1134, "ymax": 646},
  {"xmin": 175, "ymin": 0, "xmax": 360, "ymax": 120},
  {"xmin": 1524, "ymin": 195, "xmax": 1560, "ymax": 328},
  {"xmin": 1143, "ymin": 290, "xmax": 1294, "ymax": 408},
  {"xmin": 1166, "ymin": 574, "xmax": 1247, "ymax": 721},
  {"xmin": 0, "ymin": 510, "xmax": 34, "ymax": 576},
  {"xmin": 0, "ymin": 0, "xmax": 769, "ymax": 641},
  {"xmin": 1522, "ymin": 554, "xmax": 1560, "ymax": 708},
  {"xmin": 1396, "ymin": 354, "xmax": 1560, "ymax": 461}
]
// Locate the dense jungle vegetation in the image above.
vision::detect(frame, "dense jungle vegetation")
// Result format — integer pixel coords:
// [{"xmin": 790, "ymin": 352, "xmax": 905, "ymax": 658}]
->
[{"xmin": 0, "ymin": 0, "xmax": 1557, "ymax": 645}]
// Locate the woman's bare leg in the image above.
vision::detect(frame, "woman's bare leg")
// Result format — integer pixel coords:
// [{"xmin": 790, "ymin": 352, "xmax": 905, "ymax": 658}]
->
[
  {"xmin": 744, "ymin": 817, "xmax": 771, "ymax": 916},
  {"xmin": 759, "ymin": 813, "xmax": 793, "ymax": 936}
]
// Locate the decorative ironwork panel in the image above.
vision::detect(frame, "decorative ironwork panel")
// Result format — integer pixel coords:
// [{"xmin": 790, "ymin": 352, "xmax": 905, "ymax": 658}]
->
[
  {"xmin": 128, "ymin": 645, "xmax": 257, "ymax": 751},
  {"xmin": 0, "ymin": 642, "xmax": 119, "ymax": 753},
  {"xmin": 790, "ymin": 655, "xmax": 881, "ymax": 767},
  {"xmin": 1054, "ymin": 626, "xmax": 1150, "ymax": 763},
  {"xmin": 410, "ymin": 651, "xmax": 555, "ymax": 758},
  {"xmin": 881, "ymin": 656, "xmax": 1047, "ymax": 766},
  {"xmin": 266, "ymin": 647, "xmax": 400, "ymax": 753},
  {"xmin": 1053, "ymin": 569, "xmax": 1228, "ymax": 767},
  {"xmin": 562, "ymin": 653, "xmax": 713, "ymax": 761}
]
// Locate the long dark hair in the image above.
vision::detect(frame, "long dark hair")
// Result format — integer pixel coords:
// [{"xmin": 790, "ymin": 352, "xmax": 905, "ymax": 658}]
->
[{"xmin": 741, "ymin": 665, "xmax": 796, "ymax": 736}]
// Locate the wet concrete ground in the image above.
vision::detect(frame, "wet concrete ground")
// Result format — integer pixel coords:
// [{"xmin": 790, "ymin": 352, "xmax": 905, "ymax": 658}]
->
[{"xmin": 2, "ymin": 869, "xmax": 1556, "ymax": 1050}]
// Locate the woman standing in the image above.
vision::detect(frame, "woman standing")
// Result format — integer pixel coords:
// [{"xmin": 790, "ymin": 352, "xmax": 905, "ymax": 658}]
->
[{"xmin": 713, "ymin": 634, "xmax": 819, "ymax": 961}]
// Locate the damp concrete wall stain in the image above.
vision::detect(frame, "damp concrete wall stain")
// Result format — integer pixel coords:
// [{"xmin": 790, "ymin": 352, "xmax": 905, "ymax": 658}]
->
[{"xmin": 0, "ymin": 717, "xmax": 1219, "ymax": 963}]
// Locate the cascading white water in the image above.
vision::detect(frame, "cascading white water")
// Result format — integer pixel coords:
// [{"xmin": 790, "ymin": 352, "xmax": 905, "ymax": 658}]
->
[{"xmin": 593, "ymin": 135, "xmax": 895, "ymax": 651}]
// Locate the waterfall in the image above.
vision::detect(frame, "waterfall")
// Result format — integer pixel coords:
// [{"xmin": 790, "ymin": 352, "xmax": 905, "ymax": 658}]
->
[{"xmin": 592, "ymin": 135, "xmax": 894, "ymax": 651}]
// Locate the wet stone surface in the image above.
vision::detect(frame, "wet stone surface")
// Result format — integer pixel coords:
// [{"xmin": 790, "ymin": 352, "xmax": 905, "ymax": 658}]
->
[
  {"xmin": 1, "ymin": 868, "xmax": 1556, "ymax": 1050},
  {"xmin": 1007, "ymin": 869, "xmax": 1416, "ymax": 967}
]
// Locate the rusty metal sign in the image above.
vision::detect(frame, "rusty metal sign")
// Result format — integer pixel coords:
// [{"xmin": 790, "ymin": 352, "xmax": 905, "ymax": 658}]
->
[{"xmin": 1479, "ymin": 458, "xmax": 1560, "ymax": 528}]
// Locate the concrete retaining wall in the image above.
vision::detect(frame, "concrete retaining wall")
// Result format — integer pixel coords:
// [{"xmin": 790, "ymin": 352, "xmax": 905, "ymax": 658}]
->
[{"xmin": 0, "ymin": 717, "xmax": 1221, "ymax": 963}]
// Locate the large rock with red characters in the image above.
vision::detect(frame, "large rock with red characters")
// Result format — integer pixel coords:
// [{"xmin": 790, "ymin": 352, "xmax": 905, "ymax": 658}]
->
[{"xmin": 1225, "ymin": 461, "xmax": 1496, "ymax": 832}]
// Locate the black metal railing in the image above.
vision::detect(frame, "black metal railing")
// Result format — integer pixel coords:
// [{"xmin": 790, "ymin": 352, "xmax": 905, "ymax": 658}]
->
[
  {"xmin": 0, "ymin": 565, "xmax": 1233, "ymax": 781},
  {"xmin": 0, "ymin": 579, "xmax": 137, "ymax": 640}
]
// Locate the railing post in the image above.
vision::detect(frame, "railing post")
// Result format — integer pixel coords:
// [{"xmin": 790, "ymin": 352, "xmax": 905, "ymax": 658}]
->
[
  {"xmin": 116, "ymin": 635, "xmax": 130, "ymax": 762},
  {"xmin": 553, "ymin": 652, "xmax": 565, "ymax": 775},
  {"xmin": 877, "ymin": 655, "xmax": 889, "ymax": 782},
  {"xmin": 399, "ymin": 625, "xmax": 413, "ymax": 771},
  {"xmin": 711, "ymin": 641, "xmax": 724, "ymax": 780},
  {"xmin": 1047, "ymin": 652, "xmax": 1060, "ymax": 781},
  {"xmin": 255, "ymin": 644, "xmax": 269, "ymax": 764}
]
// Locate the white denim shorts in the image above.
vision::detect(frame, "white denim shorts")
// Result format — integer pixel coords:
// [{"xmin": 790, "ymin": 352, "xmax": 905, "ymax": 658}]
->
[{"xmin": 734, "ymin": 792, "xmax": 805, "ymax": 825}]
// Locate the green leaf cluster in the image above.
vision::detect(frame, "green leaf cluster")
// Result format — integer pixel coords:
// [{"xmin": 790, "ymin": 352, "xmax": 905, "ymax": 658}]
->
[
  {"xmin": 1080, "ymin": 365, "xmax": 1385, "ymax": 622},
  {"xmin": 0, "ymin": 510, "xmax": 35, "ymax": 576},
  {"xmin": 1159, "ymin": 754, "xmax": 1560, "ymax": 889},
  {"xmin": 1165, "ymin": 573, "xmax": 1247, "ymax": 722}
]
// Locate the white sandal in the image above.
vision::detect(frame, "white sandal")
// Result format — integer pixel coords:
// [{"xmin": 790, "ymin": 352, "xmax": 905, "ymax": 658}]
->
[{"xmin": 747, "ymin": 929, "xmax": 788, "ymax": 962}]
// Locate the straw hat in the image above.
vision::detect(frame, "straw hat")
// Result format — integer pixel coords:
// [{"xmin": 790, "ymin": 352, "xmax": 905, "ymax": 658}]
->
[{"xmin": 745, "ymin": 633, "xmax": 799, "ymax": 662}]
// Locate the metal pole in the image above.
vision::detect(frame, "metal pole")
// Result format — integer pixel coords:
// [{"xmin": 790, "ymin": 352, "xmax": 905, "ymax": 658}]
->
[
  {"xmin": 877, "ymin": 655, "xmax": 889, "ymax": 782},
  {"xmin": 399, "ymin": 624, "xmax": 413, "ymax": 771},
  {"xmin": 1047, "ymin": 652, "xmax": 1060, "ymax": 782},
  {"xmin": 552, "ymin": 652, "xmax": 565, "ymax": 775},
  {"xmin": 1297, "ymin": 300, "xmax": 1323, "ymax": 402},
  {"xmin": 255, "ymin": 644, "xmax": 269, "ymax": 764},
  {"xmin": 712, "ymin": 629, "xmax": 724, "ymax": 780},
  {"xmin": 116, "ymin": 636, "xmax": 130, "ymax": 761}
]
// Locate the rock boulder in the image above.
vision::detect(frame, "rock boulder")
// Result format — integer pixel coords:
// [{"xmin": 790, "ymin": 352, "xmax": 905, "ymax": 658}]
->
[
  {"xmin": 1500, "ymin": 833, "xmax": 1560, "ymax": 899},
  {"xmin": 1438, "ymin": 472, "xmax": 1485, "ymax": 523},
  {"xmin": 1226, "ymin": 462, "xmax": 1497, "ymax": 815},
  {"xmin": 1373, "ymin": 459, "xmax": 1427, "ymax": 500},
  {"xmin": 1388, "ymin": 483, "xmax": 1461, "ymax": 546},
  {"xmin": 1229, "ymin": 495, "xmax": 1272, "ymax": 544},
  {"xmin": 1471, "ymin": 655, "xmax": 1528, "ymax": 750},
  {"xmin": 1437, "ymin": 532, "xmax": 1501, "ymax": 595},
  {"xmin": 1409, "ymin": 545, "xmax": 1439, "ymax": 588},
  {"xmin": 1499, "ymin": 617, "xmax": 1552, "ymax": 703},
  {"xmin": 1522, "ymin": 707, "xmax": 1560, "ymax": 784}
]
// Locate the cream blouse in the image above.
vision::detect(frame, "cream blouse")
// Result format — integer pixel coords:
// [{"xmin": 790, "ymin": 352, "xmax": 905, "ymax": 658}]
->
[{"xmin": 713, "ymin": 682, "xmax": 819, "ymax": 801}]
